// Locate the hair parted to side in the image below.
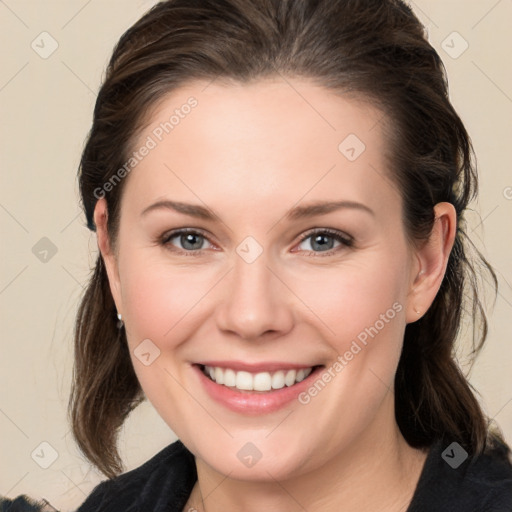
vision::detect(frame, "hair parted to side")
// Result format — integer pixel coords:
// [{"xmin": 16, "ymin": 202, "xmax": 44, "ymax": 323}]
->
[{"xmin": 70, "ymin": 0, "xmax": 506, "ymax": 478}]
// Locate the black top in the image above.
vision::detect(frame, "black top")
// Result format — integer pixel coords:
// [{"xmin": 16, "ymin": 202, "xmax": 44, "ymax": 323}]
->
[{"xmin": 76, "ymin": 436, "xmax": 512, "ymax": 512}]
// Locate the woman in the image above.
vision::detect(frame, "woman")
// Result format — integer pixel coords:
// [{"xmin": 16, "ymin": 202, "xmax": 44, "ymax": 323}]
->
[{"xmin": 71, "ymin": 0, "xmax": 512, "ymax": 510}]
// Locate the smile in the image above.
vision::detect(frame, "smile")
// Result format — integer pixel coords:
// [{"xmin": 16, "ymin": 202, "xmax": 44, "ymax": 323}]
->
[
  {"xmin": 201, "ymin": 365, "xmax": 315, "ymax": 392},
  {"xmin": 193, "ymin": 361, "xmax": 325, "ymax": 414}
]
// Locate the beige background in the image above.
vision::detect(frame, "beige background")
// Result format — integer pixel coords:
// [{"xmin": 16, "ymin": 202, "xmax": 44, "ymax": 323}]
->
[{"xmin": 1, "ymin": 0, "xmax": 511, "ymax": 510}]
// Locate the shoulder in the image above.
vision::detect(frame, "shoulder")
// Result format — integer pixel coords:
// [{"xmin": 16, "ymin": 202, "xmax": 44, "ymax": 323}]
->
[
  {"xmin": 408, "ymin": 434, "xmax": 512, "ymax": 512},
  {"xmin": 76, "ymin": 439, "xmax": 197, "ymax": 512}
]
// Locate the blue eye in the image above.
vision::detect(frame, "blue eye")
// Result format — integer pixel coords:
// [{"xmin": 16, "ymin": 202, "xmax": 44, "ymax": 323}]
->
[
  {"xmin": 161, "ymin": 229, "xmax": 212, "ymax": 256},
  {"xmin": 295, "ymin": 229, "xmax": 353, "ymax": 256},
  {"xmin": 160, "ymin": 228, "xmax": 353, "ymax": 257}
]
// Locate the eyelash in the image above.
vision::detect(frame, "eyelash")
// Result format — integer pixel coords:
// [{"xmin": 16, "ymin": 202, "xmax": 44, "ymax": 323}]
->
[{"xmin": 159, "ymin": 228, "xmax": 354, "ymax": 257}]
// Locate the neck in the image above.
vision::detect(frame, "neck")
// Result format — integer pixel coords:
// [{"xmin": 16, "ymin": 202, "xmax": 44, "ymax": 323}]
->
[{"xmin": 185, "ymin": 394, "xmax": 428, "ymax": 512}]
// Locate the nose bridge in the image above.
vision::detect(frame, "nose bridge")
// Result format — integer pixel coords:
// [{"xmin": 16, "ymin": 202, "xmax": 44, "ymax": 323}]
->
[{"xmin": 216, "ymin": 239, "xmax": 293, "ymax": 340}]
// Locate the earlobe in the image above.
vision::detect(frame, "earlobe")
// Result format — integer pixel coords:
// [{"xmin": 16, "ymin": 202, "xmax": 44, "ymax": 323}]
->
[
  {"xmin": 406, "ymin": 202, "xmax": 457, "ymax": 323},
  {"xmin": 93, "ymin": 198, "xmax": 123, "ymax": 313}
]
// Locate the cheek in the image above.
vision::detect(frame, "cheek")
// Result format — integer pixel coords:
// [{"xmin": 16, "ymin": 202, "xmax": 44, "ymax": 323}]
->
[
  {"xmin": 291, "ymin": 263, "xmax": 407, "ymax": 433},
  {"xmin": 116, "ymin": 254, "xmax": 211, "ymax": 422},
  {"xmin": 289, "ymin": 256, "xmax": 408, "ymax": 347},
  {"xmin": 119, "ymin": 253, "xmax": 214, "ymax": 343}
]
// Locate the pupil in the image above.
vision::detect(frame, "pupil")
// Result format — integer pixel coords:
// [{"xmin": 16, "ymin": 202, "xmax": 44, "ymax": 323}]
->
[
  {"xmin": 183, "ymin": 233, "xmax": 202, "ymax": 250},
  {"xmin": 312, "ymin": 234, "xmax": 332, "ymax": 252}
]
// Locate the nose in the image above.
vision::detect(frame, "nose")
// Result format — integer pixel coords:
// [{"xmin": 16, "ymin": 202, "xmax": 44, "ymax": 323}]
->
[{"xmin": 215, "ymin": 249, "xmax": 294, "ymax": 342}]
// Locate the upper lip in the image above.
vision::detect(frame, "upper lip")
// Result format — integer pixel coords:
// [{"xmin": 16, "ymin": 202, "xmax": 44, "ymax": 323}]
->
[{"xmin": 195, "ymin": 360, "xmax": 321, "ymax": 373}]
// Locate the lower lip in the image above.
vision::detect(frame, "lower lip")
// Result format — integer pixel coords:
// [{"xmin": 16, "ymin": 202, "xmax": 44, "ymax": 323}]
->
[{"xmin": 193, "ymin": 364, "xmax": 324, "ymax": 415}]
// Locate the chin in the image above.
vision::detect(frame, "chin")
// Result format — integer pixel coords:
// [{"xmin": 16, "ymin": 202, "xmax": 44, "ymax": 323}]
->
[{"xmin": 190, "ymin": 433, "xmax": 320, "ymax": 482}]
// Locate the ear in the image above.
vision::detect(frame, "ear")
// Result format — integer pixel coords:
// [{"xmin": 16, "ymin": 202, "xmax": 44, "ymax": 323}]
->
[
  {"xmin": 405, "ymin": 202, "xmax": 457, "ymax": 323},
  {"xmin": 94, "ymin": 198, "xmax": 123, "ymax": 315}
]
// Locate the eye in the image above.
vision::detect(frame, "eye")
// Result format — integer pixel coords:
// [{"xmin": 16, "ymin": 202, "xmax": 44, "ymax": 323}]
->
[
  {"xmin": 294, "ymin": 228, "xmax": 353, "ymax": 256},
  {"xmin": 161, "ymin": 228, "xmax": 214, "ymax": 256}
]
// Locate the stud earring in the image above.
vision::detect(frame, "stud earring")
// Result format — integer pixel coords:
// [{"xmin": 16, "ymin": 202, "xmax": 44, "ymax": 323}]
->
[
  {"xmin": 116, "ymin": 312, "xmax": 124, "ymax": 329},
  {"xmin": 414, "ymin": 308, "xmax": 421, "ymax": 315}
]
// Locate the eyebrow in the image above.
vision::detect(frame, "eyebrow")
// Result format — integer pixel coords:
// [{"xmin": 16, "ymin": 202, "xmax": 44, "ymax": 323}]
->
[{"xmin": 140, "ymin": 199, "xmax": 375, "ymax": 221}]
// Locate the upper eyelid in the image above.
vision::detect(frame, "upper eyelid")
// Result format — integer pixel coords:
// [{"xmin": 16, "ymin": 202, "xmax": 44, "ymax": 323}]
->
[
  {"xmin": 162, "ymin": 227, "xmax": 213, "ymax": 244},
  {"xmin": 297, "ymin": 228, "xmax": 352, "ymax": 243}
]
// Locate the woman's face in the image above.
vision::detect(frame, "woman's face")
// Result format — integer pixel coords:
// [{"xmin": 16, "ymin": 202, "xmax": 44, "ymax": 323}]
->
[{"xmin": 97, "ymin": 78, "xmax": 426, "ymax": 480}]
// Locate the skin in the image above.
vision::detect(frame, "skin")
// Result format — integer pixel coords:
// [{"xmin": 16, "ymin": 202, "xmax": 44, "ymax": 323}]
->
[{"xmin": 94, "ymin": 78, "xmax": 456, "ymax": 512}]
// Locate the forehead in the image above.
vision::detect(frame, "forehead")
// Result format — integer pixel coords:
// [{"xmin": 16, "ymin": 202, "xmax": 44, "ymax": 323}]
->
[{"xmin": 123, "ymin": 78, "xmax": 399, "ymax": 220}]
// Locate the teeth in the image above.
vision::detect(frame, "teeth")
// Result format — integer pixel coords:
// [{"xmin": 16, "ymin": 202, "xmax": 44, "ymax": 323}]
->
[
  {"xmin": 224, "ymin": 368, "xmax": 236, "ymax": 387},
  {"xmin": 236, "ymin": 371, "xmax": 254, "ymax": 390},
  {"xmin": 214, "ymin": 367, "xmax": 224, "ymax": 385},
  {"xmin": 271, "ymin": 371, "xmax": 285, "ymax": 390},
  {"xmin": 203, "ymin": 365, "xmax": 314, "ymax": 391},
  {"xmin": 284, "ymin": 369, "xmax": 297, "ymax": 387}
]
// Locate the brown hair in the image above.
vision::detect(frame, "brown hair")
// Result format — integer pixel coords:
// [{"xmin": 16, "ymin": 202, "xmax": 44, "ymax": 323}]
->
[{"xmin": 70, "ymin": 0, "xmax": 505, "ymax": 478}]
